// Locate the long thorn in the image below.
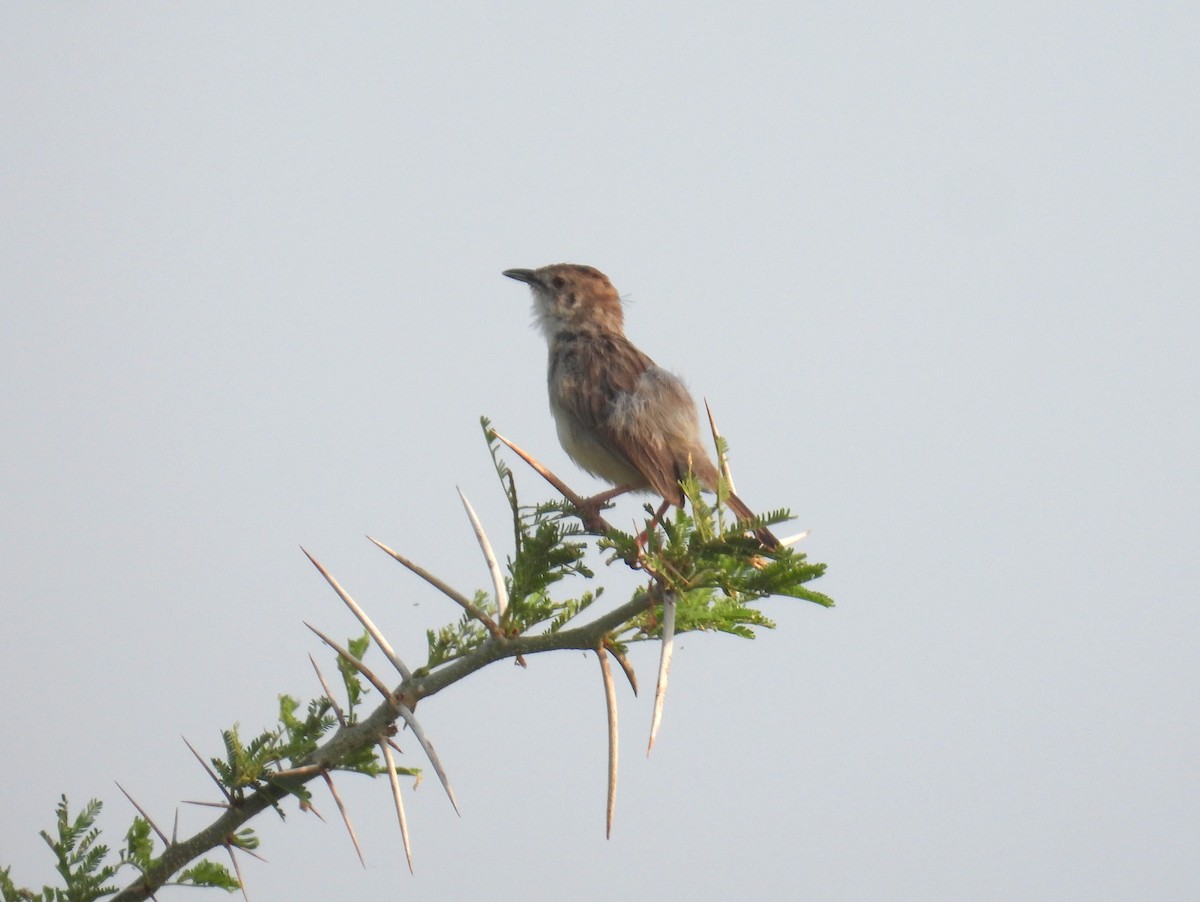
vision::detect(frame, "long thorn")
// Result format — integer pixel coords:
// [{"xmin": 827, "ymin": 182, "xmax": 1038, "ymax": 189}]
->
[
  {"xmin": 380, "ymin": 740, "xmax": 414, "ymax": 874},
  {"xmin": 780, "ymin": 529, "xmax": 812, "ymax": 546},
  {"xmin": 596, "ymin": 647, "xmax": 619, "ymax": 839},
  {"xmin": 489, "ymin": 430, "xmax": 615, "ymax": 533},
  {"xmin": 647, "ymin": 591, "xmax": 677, "ymax": 756},
  {"xmin": 396, "ymin": 704, "xmax": 460, "ymax": 815},
  {"xmin": 305, "ymin": 622, "xmax": 395, "ymax": 701},
  {"xmin": 604, "ymin": 639, "xmax": 638, "ymax": 696},
  {"xmin": 266, "ymin": 764, "xmax": 324, "ymax": 780},
  {"xmin": 308, "ymin": 604, "xmax": 457, "ymax": 813},
  {"xmin": 182, "ymin": 737, "xmax": 233, "ymax": 804},
  {"xmin": 301, "ymin": 547, "xmax": 412, "ymax": 681},
  {"xmin": 705, "ymin": 400, "xmax": 781, "ymax": 547},
  {"xmin": 308, "ymin": 607, "xmax": 457, "ymax": 812},
  {"xmin": 321, "ymin": 770, "xmax": 366, "ymax": 868},
  {"xmin": 457, "ymin": 486, "xmax": 509, "ymax": 620},
  {"xmin": 236, "ymin": 845, "xmax": 268, "ymax": 864},
  {"xmin": 115, "ymin": 783, "xmax": 169, "ymax": 846},
  {"xmin": 704, "ymin": 399, "xmax": 736, "ymax": 494},
  {"xmin": 309, "ymin": 653, "xmax": 346, "ymax": 726},
  {"xmin": 224, "ymin": 843, "xmax": 249, "ymax": 902},
  {"xmin": 367, "ymin": 537, "xmax": 502, "ymax": 638},
  {"xmin": 490, "ymin": 430, "xmax": 587, "ymax": 509}
]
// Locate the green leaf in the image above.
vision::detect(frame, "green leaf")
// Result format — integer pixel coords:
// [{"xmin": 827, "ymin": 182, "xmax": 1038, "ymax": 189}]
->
[
  {"xmin": 177, "ymin": 858, "xmax": 241, "ymax": 891},
  {"xmin": 122, "ymin": 817, "xmax": 154, "ymax": 871}
]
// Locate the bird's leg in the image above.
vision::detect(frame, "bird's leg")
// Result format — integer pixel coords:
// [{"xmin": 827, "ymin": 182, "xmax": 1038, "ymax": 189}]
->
[
  {"xmin": 574, "ymin": 483, "xmax": 637, "ymax": 522},
  {"xmin": 586, "ymin": 483, "xmax": 638, "ymax": 506},
  {"xmin": 635, "ymin": 499, "xmax": 673, "ymax": 552}
]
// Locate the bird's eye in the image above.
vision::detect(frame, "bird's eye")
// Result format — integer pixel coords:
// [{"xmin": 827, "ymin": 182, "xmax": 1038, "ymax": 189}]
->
[{"xmin": 552, "ymin": 276, "xmax": 566, "ymax": 289}]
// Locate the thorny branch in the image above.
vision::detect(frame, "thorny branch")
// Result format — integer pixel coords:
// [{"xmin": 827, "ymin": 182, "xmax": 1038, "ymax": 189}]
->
[
  {"xmin": 59, "ymin": 419, "xmax": 830, "ymax": 901},
  {"xmin": 110, "ymin": 589, "xmax": 668, "ymax": 901}
]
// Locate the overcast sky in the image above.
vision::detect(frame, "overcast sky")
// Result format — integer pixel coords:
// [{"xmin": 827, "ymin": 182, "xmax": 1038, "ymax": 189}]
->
[{"xmin": 2, "ymin": 3, "xmax": 1197, "ymax": 900}]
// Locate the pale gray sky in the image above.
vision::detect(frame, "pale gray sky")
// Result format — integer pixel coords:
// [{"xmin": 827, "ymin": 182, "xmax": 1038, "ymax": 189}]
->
[{"xmin": 2, "ymin": 3, "xmax": 1197, "ymax": 900}]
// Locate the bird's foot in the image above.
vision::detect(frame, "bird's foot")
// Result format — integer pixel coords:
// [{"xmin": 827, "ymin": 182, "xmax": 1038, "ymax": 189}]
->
[{"xmin": 571, "ymin": 484, "xmax": 637, "ymax": 531}]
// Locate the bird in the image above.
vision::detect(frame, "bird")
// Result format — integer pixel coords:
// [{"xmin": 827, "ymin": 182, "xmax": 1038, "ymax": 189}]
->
[{"xmin": 502, "ymin": 263, "xmax": 779, "ymax": 548}]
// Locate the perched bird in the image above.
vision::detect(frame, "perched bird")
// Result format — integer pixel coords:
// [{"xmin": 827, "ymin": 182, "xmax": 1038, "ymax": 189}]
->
[{"xmin": 502, "ymin": 263, "xmax": 779, "ymax": 548}]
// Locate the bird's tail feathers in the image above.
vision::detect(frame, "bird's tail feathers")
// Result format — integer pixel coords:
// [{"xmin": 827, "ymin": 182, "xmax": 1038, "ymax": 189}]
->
[{"xmin": 725, "ymin": 491, "xmax": 781, "ymax": 549}]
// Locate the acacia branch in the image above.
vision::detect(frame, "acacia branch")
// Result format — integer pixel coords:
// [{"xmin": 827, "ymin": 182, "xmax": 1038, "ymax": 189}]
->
[
  {"xmin": 111, "ymin": 588, "xmax": 656, "ymax": 901},
  {"xmin": 95, "ymin": 424, "xmax": 830, "ymax": 900}
]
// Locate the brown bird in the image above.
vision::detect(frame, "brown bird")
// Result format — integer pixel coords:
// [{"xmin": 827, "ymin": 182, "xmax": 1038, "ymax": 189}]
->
[{"xmin": 502, "ymin": 263, "xmax": 779, "ymax": 548}]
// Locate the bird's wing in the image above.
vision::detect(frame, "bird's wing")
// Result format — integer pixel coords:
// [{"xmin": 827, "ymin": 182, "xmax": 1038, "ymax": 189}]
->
[
  {"xmin": 553, "ymin": 335, "xmax": 688, "ymax": 505},
  {"xmin": 609, "ymin": 364, "xmax": 709, "ymax": 506}
]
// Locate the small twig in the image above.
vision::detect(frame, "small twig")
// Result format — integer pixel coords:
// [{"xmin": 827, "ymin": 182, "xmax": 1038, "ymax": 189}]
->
[
  {"xmin": 647, "ymin": 591, "xmax": 677, "ymax": 756},
  {"xmin": 457, "ymin": 486, "xmax": 510, "ymax": 620},
  {"xmin": 182, "ymin": 737, "xmax": 233, "ymax": 805},
  {"xmin": 301, "ymin": 547, "xmax": 413, "ymax": 682},
  {"xmin": 304, "ymin": 622, "xmax": 396, "ymax": 701},
  {"xmin": 379, "ymin": 740, "xmax": 414, "ymax": 874},
  {"xmin": 321, "ymin": 770, "xmax": 365, "ymax": 868},
  {"xmin": 309, "ymin": 653, "xmax": 346, "ymax": 727},
  {"xmin": 115, "ymin": 783, "xmax": 169, "ymax": 847},
  {"xmin": 596, "ymin": 647, "xmax": 619, "ymax": 839},
  {"xmin": 367, "ymin": 537, "xmax": 503, "ymax": 639}
]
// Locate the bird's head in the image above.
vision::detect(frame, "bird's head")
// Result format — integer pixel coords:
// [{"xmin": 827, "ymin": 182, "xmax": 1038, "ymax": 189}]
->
[{"xmin": 502, "ymin": 263, "xmax": 624, "ymax": 339}]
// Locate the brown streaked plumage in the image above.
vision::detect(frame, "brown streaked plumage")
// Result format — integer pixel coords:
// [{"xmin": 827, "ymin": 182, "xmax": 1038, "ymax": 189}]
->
[{"xmin": 502, "ymin": 263, "xmax": 778, "ymax": 547}]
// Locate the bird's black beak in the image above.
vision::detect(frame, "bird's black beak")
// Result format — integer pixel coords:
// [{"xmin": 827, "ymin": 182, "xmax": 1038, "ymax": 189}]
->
[{"xmin": 502, "ymin": 268, "xmax": 539, "ymax": 286}]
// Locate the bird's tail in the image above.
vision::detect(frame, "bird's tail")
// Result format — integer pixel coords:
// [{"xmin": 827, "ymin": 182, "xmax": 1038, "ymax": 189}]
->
[{"xmin": 725, "ymin": 491, "xmax": 781, "ymax": 549}]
